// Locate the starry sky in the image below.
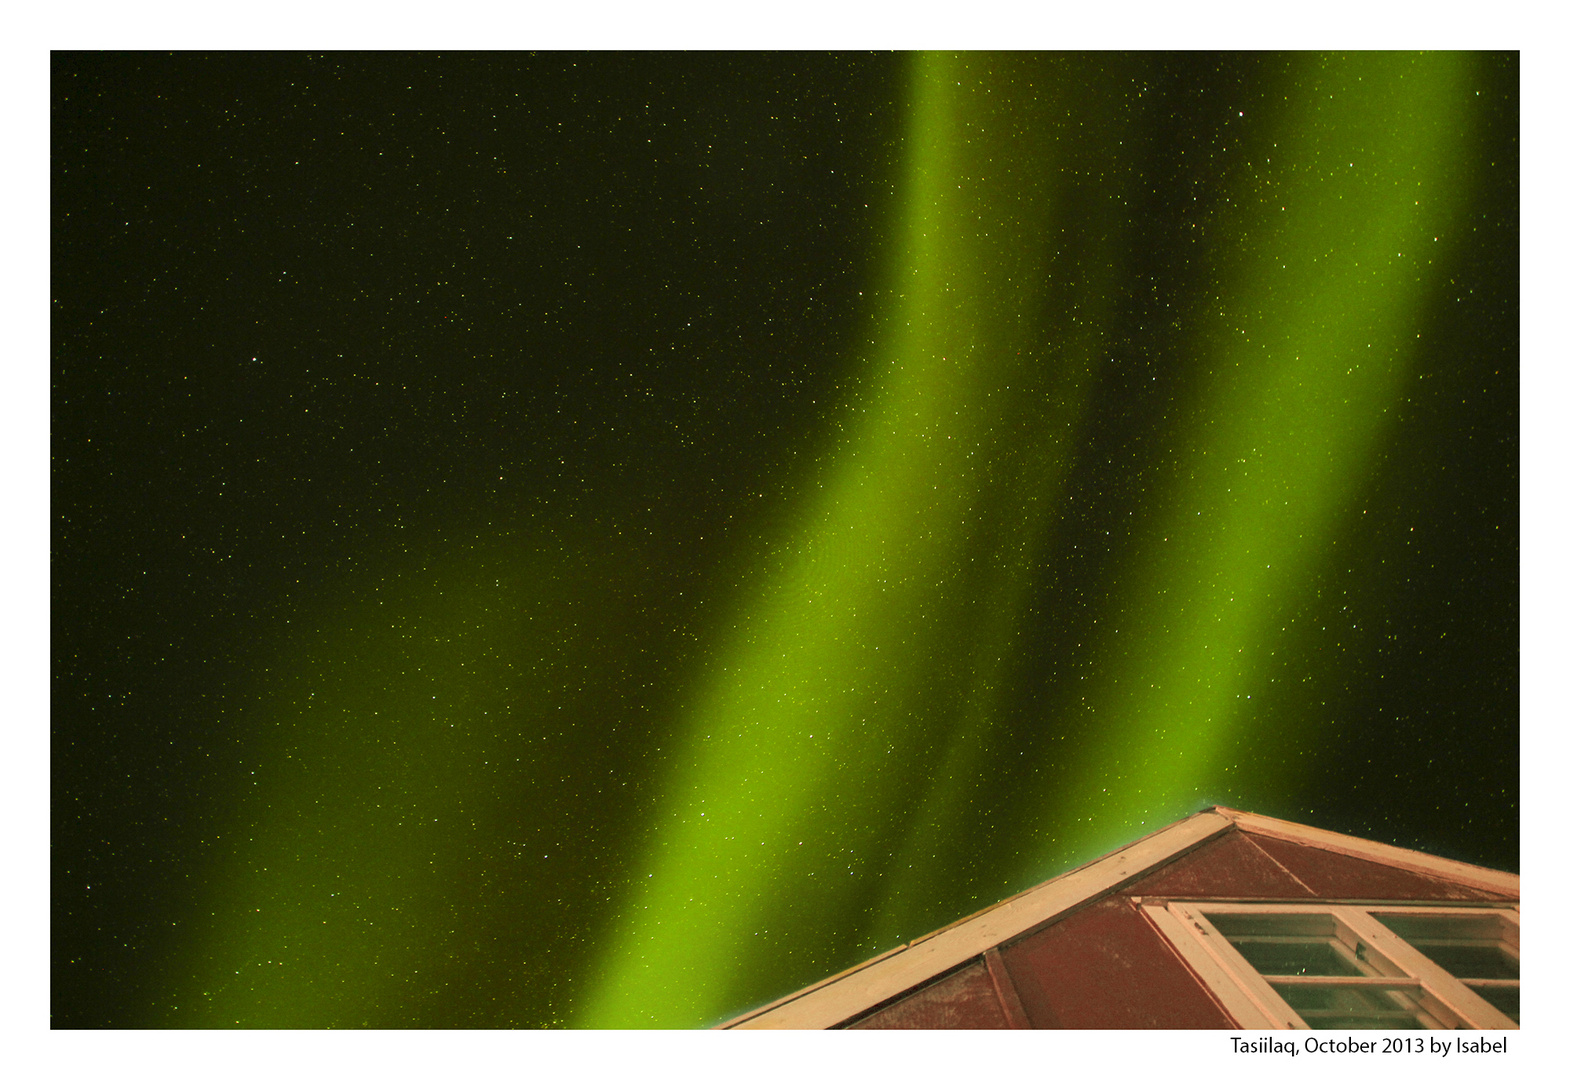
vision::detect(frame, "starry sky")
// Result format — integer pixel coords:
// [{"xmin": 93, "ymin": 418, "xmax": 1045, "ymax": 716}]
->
[{"xmin": 52, "ymin": 51, "xmax": 1518, "ymax": 1030}]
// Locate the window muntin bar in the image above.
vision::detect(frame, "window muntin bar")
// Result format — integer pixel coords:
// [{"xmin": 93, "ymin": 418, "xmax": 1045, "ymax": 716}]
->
[{"xmin": 1146, "ymin": 902, "xmax": 1520, "ymax": 1031}]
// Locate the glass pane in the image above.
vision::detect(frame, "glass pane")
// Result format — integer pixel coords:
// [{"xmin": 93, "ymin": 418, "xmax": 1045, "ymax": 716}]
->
[
  {"xmin": 1373, "ymin": 913, "xmax": 1519, "ymax": 980},
  {"xmin": 1469, "ymin": 984, "xmax": 1520, "ymax": 1023},
  {"xmin": 1205, "ymin": 912, "xmax": 1365, "ymax": 977},
  {"xmin": 1273, "ymin": 984, "xmax": 1427, "ymax": 1030},
  {"xmin": 1413, "ymin": 943, "xmax": 1518, "ymax": 980}
]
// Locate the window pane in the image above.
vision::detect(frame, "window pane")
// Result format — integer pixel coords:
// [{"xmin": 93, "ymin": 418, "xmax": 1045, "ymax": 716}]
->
[
  {"xmin": 1273, "ymin": 984, "xmax": 1427, "ymax": 1030},
  {"xmin": 1469, "ymin": 984, "xmax": 1520, "ymax": 1024},
  {"xmin": 1413, "ymin": 943, "xmax": 1518, "ymax": 980},
  {"xmin": 1205, "ymin": 912, "xmax": 1364, "ymax": 977},
  {"xmin": 1373, "ymin": 913, "xmax": 1518, "ymax": 980}
]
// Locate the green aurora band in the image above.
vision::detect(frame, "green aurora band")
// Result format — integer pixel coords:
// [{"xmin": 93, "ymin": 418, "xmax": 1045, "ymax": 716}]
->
[
  {"xmin": 165, "ymin": 52, "xmax": 1489, "ymax": 1029},
  {"xmin": 579, "ymin": 51, "xmax": 1482, "ymax": 1028}
]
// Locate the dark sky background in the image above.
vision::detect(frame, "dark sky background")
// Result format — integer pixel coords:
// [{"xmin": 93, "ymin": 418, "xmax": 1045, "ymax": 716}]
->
[{"xmin": 51, "ymin": 51, "xmax": 1517, "ymax": 1030}]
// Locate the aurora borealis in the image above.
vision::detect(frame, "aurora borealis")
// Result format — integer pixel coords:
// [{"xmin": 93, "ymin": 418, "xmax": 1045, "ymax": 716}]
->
[{"xmin": 53, "ymin": 51, "xmax": 1517, "ymax": 1030}]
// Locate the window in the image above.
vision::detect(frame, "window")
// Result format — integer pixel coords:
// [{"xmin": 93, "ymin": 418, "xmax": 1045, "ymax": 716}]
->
[{"xmin": 1141, "ymin": 900, "xmax": 1518, "ymax": 1030}]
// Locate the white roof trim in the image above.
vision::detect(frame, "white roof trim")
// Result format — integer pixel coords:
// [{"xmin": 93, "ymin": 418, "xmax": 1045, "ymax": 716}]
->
[{"xmin": 720, "ymin": 806, "xmax": 1519, "ymax": 1029}]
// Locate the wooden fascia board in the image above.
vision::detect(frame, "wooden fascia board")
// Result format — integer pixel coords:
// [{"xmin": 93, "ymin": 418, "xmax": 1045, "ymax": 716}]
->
[
  {"xmin": 1213, "ymin": 807, "xmax": 1520, "ymax": 898},
  {"xmin": 722, "ymin": 809, "xmax": 1234, "ymax": 1028},
  {"xmin": 715, "ymin": 942, "xmax": 915, "ymax": 1029}
]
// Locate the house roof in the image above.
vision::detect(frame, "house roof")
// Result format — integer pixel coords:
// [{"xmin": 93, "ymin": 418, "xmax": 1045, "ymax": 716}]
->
[{"xmin": 717, "ymin": 805, "xmax": 1519, "ymax": 1029}]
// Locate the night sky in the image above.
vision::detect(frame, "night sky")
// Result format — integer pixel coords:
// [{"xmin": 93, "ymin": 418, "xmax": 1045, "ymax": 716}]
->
[{"xmin": 52, "ymin": 51, "xmax": 1518, "ymax": 1030}]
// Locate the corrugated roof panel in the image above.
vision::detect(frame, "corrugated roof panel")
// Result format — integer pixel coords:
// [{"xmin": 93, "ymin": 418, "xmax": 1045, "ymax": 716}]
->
[
  {"xmin": 1246, "ymin": 833, "xmax": 1516, "ymax": 902},
  {"xmin": 847, "ymin": 959, "xmax": 1012, "ymax": 1029},
  {"xmin": 1133, "ymin": 829, "xmax": 1317, "ymax": 899},
  {"xmin": 997, "ymin": 896, "xmax": 1236, "ymax": 1028}
]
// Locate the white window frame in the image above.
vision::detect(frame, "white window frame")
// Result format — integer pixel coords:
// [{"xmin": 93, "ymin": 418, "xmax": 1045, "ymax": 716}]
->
[{"xmin": 1139, "ymin": 900, "xmax": 1518, "ymax": 1031}]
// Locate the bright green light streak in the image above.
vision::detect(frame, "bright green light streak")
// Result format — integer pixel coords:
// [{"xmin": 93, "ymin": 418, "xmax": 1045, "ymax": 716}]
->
[
  {"xmin": 577, "ymin": 53, "xmax": 1112, "ymax": 1029},
  {"xmin": 582, "ymin": 54, "xmax": 1491, "ymax": 1027},
  {"xmin": 1023, "ymin": 53, "xmax": 1486, "ymax": 860}
]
